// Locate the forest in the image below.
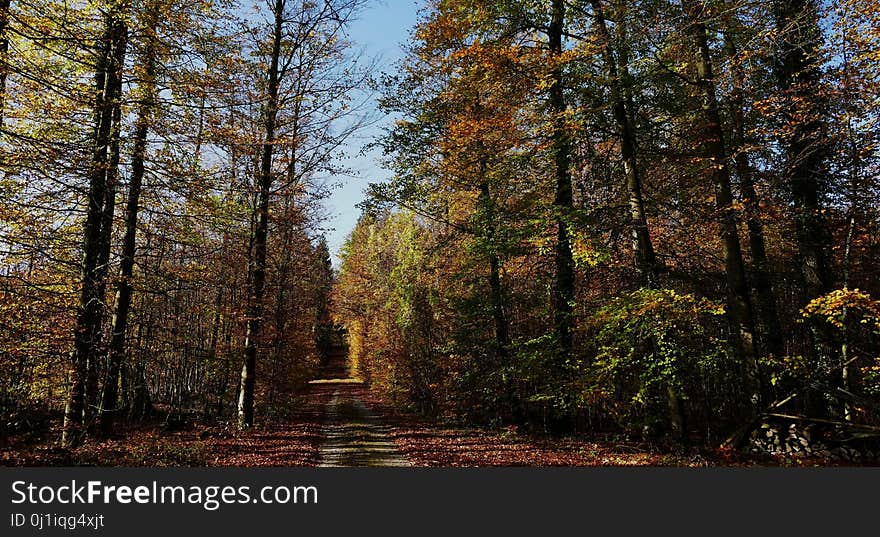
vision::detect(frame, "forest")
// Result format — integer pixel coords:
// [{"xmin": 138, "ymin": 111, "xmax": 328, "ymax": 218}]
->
[{"xmin": 1, "ymin": 0, "xmax": 879, "ymax": 466}]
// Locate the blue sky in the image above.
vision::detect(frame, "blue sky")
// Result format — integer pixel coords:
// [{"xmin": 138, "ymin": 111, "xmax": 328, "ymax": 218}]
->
[{"xmin": 322, "ymin": 0, "xmax": 425, "ymax": 266}]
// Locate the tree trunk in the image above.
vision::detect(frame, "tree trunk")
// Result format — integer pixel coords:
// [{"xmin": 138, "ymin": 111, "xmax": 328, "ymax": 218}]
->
[
  {"xmin": 724, "ymin": 38, "xmax": 784, "ymax": 360},
  {"xmin": 594, "ymin": 0, "xmax": 686, "ymax": 437},
  {"xmin": 478, "ymin": 180, "xmax": 510, "ymax": 358},
  {"xmin": 100, "ymin": 2, "xmax": 158, "ymax": 434},
  {"xmin": 478, "ymin": 180, "xmax": 514, "ymax": 415},
  {"xmin": 0, "ymin": 0, "xmax": 10, "ymax": 449},
  {"xmin": 86, "ymin": 29, "xmax": 127, "ymax": 429},
  {"xmin": 203, "ymin": 286, "xmax": 223, "ymax": 419},
  {"xmin": 62, "ymin": 8, "xmax": 128, "ymax": 448},
  {"xmin": 548, "ymin": 0, "xmax": 575, "ymax": 362},
  {"xmin": 591, "ymin": 0, "xmax": 658, "ymax": 288},
  {"xmin": 488, "ymin": 252, "xmax": 509, "ymax": 353},
  {"xmin": 238, "ymin": 0, "xmax": 284, "ymax": 429},
  {"xmin": 685, "ymin": 5, "xmax": 761, "ymax": 414},
  {"xmin": 666, "ymin": 384, "xmax": 687, "ymax": 443},
  {"xmin": 128, "ymin": 295, "xmax": 153, "ymax": 421},
  {"xmin": 771, "ymin": 2, "xmax": 835, "ymax": 404},
  {"xmin": 269, "ymin": 240, "xmax": 290, "ymax": 412},
  {"xmin": 772, "ymin": 0, "xmax": 832, "ymax": 300},
  {"xmin": 217, "ymin": 312, "xmax": 233, "ymax": 418},
  {"xmin": 0, "ymin": 0, "xmax": 10, "ymax": 128}
]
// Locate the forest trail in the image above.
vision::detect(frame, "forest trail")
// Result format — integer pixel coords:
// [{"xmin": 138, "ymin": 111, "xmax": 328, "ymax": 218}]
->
[{"xmin": 313, "ymin": 350, "xmax": 411, "ymax": 467}]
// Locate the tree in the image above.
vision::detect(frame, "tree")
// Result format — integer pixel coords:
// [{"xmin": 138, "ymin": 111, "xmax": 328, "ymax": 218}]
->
[
  {"xmin": 99, "ymin": 0, "xmax": 161, "ymax": 434},
  {"xmin": 62, "ymin": 1, "xmax": 128, "ymax": 447},
  {"xmin": 548, "ymin": 0, "xmax": 576, "ymax": 364},
  {"xmin": 723, "ymin": 30, "xmax": 784, "ymax": 359},
  {"xmin": 236, "ymin": 0, "xmax": 285, "ymax": 430},
  {"xmin": 772, "ymin": 0, "xmax": 833, "ymax": 301},
  {"xmin": 237, "ymin": 0, "xmax": 368, "ymax": 428},
  {"xmin": 589, "ymin": 0, "xmax": 658, "ymax": 287},
  {"xmin": 313, "ymin": 238, "xmax": 334, "ymax": 367},
  {"xmin": 682, "ymin": 0, "xmax": 761, "ymax": 412},
  {"xmin": 0, "ymin": 0, "xmax": 10, "ymax": 128}
]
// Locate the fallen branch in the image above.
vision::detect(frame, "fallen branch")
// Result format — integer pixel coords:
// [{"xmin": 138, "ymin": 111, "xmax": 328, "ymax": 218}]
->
[{"xmin": 762, "ymin": 413, "xmax": 880, "ymax": 433}]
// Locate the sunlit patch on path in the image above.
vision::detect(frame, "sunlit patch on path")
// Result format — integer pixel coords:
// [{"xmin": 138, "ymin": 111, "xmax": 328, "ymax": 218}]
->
[{"xmin": 309, "ymin": 378, "xmax": 363, "ymax": 384}]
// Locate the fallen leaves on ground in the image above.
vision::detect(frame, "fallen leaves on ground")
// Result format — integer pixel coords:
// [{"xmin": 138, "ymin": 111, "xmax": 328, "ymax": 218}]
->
[{"xmin": 0, "ymin": 381, "xmax": 859, "ymax": 467}]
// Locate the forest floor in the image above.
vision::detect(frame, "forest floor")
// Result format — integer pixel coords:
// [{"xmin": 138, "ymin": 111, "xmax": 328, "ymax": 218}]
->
[{"xmin": 0, "ymin": 352, "xmax": 840, "ymax": 467}]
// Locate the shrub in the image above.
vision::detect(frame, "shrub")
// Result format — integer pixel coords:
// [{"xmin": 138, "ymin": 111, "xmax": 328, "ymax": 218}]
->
[{"xmin": 577, "ymin": 289, "xmax": 736, "ymax": 436}]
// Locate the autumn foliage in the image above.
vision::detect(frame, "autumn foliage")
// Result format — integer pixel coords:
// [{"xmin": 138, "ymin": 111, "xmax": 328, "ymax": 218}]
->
[
  {"xmin": 1, "ymin": 0, "xmax": 880, "ymax": 457},
  {"xmin": 333, "ymin": 0, "xmax": 880, "ymax": 443}
]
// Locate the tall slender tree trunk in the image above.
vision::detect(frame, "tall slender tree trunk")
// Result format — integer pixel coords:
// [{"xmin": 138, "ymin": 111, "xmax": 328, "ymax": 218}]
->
[
  {"xmin": 478, "ymin": 180, "xmax": 513, "ymax": 414},
  {"xmin": 771, "ymin": 2, "xmax": 835, "ymax": 407},
  {"xmin": 0, "ymin": 0, "xmax": 9, "ymax": 450},
  {"xmin": 238, "ymin": 0, "xmax": 284, "ymax": 429},
  {"xmin": 591, "ymin": 0, "xmax": 657, "ymax": 288},
  {"xmin": 0, "ymin": 0, "xmax": 10, "ymax": 128},
  {"xmin": 594, "ymin": 1, "xmax": 685, "ymax": 438},
  {"xmin": 477, "ymin": 163, "xmax": 510, "ymax": 361},
  {"xmin": 685, "ymin": 5, "xmax": 761, "ymax": 413},
  {"xmin": 724, "ymin": 38, "xmax": 784, "ymax": 360},
  {"xmin": 478, "ymin": 180, "xmax": 513, "ymax": 376},
  {"xmin": 771, "ymin": 0, "xmax": 832, "ymax": 300},
  {"xmin": 203, "ymin": 286, "xmax": 223, "ymax": 418},
  {"xmin": 86, "ymin": 37, "xmax": 126, "ymax": 429},
  {"xmin": 482, "ymin": 194, "xmax": 509, "ymax": 357},
  {"xmin": 269, "ymin": 231, "xmax": 291, "ymax": 412},
  {"xmin": 548, "ymin": 0, "xmax": 575, "ymax": 362},
  {"xmin": 100, "ymin": 1, "xmax": 158, "ymax": 434},
  {"xmin": 488, "ymin": 250, "xmax": 509, "ymax": 354},
  {"xmin": 217, "ymin": 313, "xmax": 233, "ymax": 417},
  {"xmin": 63, "ymin": 6, "xmax": 128, "ymax": 448},
  {"xmin": 128, "ymin": 291, "xmax": 152, "ymax": 421},
  {"xmin": 214, "ymin": 112, "xmax": 238, "ymax": 419}
]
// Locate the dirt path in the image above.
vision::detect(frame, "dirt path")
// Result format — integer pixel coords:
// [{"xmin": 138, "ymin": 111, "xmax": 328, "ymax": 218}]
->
[
  {"xmin": 317, "ymin": 383, "xmax": 410, "ymax": 467},
  {"xmin": 311, "ymin": 349, "xmax": 410, "ymax": 467}
]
